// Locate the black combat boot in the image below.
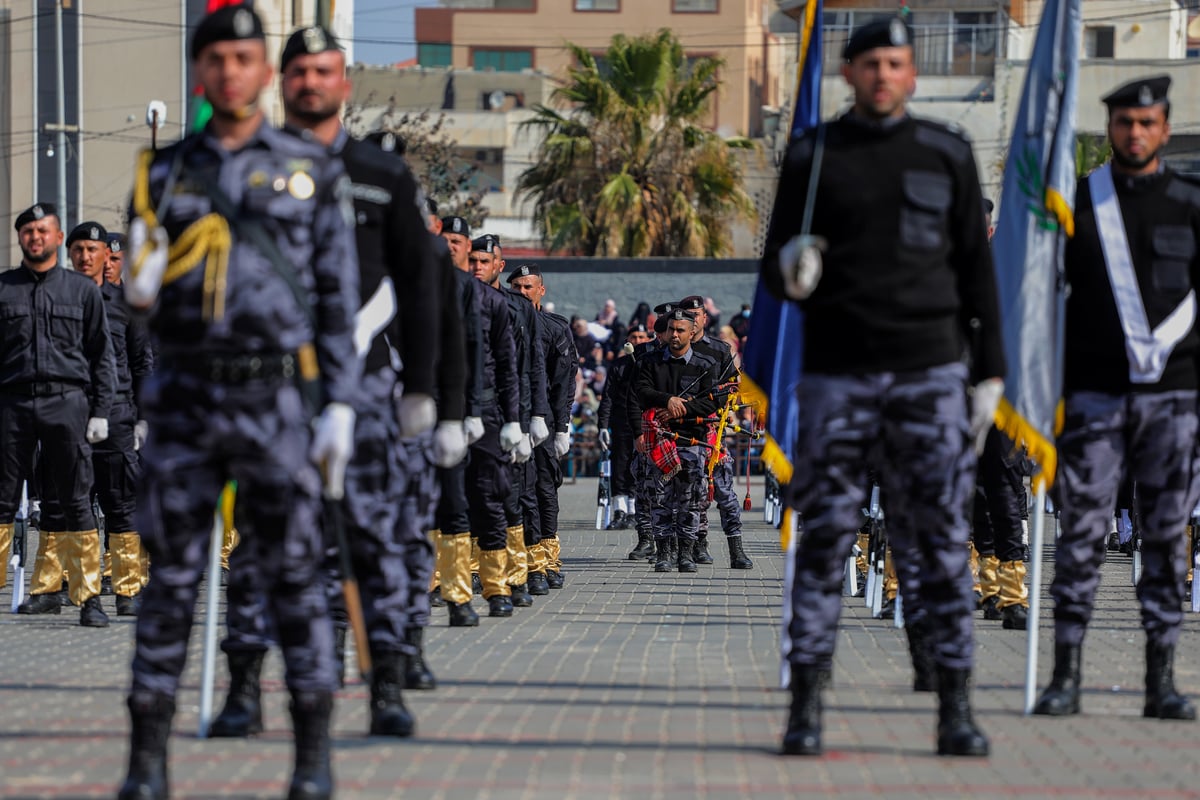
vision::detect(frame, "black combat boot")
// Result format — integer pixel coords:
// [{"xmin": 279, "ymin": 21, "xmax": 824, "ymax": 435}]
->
[
  {"xmin": 288, "ymin": 690, "xmax": 335, "ymax": 800},
  {"xmin": 80, "ymin": 595, "xmax": 110, "ymax": 628},
  {"xmin": 488, "ymin": 595, "xmax": 514, "ymax": 617},
  {"xmin": 1032, "ymin": 642, "xmax": 1082, "ymax": 716},
  {"xmin": 17, "ymin": 592, "xmax": 62, "ymax": 615},
  {"xmin": 653, "ymin": 538, "xmax": 677, "ymax": 573},
  {"xmin": 447, "ymin": 600, "xmax": 480, "ymax": 627},
  {"xmin": 403, "ymin": 627, "xmax": 437, "ymax": 691},
  {"xmin": 1144, "ymin": 641, "xmax": 1197, "ymax": 720},
  {"xmin": 628, "ymin": 531, "xmax": 655, "ymax": 561},
  {"xmin": 115, "ymin": 593, "xmax": 140, "ymax": 617},
  {"xmin": 117, "ymin": 691, "xmax": 175, "ymax": 800},
  {"xmin": 935, "ymin": 667, "xmax": 989, "ymax": 756},
  {"xmin": 781, "ymin": 665, "xmax": 828, "ymax": 756},
  {"xmin": 606, "ymin": 510, "xmax": 627, "ymax": 530},
  {"xmin": 210, "ymin": 650, "xmax": 265, "ymax": 737},
  {"xmin": 904, "ymin": 619, "xmax": 937, "ymax": 693},
  {"xmin": 429, "ymin": 586, "xmax": 447, "ymax": 607},
  {"xmin": 678, "ymin": 539, "xmax": 698, "ymax": 573},
  {"xmin": 368, "ymin": 653, "xmax": 415, "ymax": 737},
  {"xmin": 694, "ymin": 533, "xmax": 714, "ymax": 565},
  {"xmin": 1002, "ymin": 604, "xmax": 1029, "ymax": 631},
  {"xmin": 510, "ymin": 583, "xmax": 533, "ymax": 607},
  {"xmin": 727, "ymin": 536, "xmax": 754, "ymax": 569},
  {"xmin": 527, "ymin": 571, "xmax": 550, "ymax": 595}
]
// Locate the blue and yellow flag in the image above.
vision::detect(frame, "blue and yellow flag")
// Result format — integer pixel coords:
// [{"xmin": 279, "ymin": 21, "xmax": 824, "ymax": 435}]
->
[
  {"xmin": 991, "ymin": 0, "xmax": 1081, "ymax": 491},
  {"xmin": 741, "ymin": 0, "xmax": 821, "ymax": 546}
]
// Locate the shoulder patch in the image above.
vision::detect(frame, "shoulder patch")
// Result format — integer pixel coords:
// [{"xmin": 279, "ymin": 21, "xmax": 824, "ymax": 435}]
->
[
  {"xmin": 1166, "ymin": 173, "xmax": 1200, "ymax": 210},
  {"xmin": 914, "ymin": 120, "xmax": 972, "ymax": 164}
]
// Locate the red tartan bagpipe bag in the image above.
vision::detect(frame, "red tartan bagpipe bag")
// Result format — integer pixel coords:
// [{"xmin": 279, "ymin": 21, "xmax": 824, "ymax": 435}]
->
[{"xmin": 642, "ymin": 409, "xmax": 681, "ymax": 480}]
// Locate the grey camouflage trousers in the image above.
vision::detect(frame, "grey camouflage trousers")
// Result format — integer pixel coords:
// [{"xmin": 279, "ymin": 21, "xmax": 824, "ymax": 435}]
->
[
  {"xmin": 783, "ymin": 363, "xmax": 976, "ymax": 673},
  {"xmin": 1052, "ymin": 390, "xmax": 1200, "ymax": 647}
]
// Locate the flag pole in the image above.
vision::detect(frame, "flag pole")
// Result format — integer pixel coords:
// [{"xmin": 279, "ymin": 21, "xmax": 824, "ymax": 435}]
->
[{"xmin": 1024, "ymin": 481, "xmax": 1047, "ymax": 713}]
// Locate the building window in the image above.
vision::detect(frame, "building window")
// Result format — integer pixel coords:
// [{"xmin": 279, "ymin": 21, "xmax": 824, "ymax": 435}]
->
[
  {"xmin": 473, "ymin": 49, "xmax": 533, "ymax": 72},
  {"xmin": 1084, "ymin": 26, "xmax": 1115, "ymax": 58},
  {"xmin": 575, "ymin": 0, "xmax": 618, "ymax": 9},
  {"xmin": 418, "ymin": 43, "xmax": 452, "ymax": 68},
  {"xmin": 674, "ymin": 0, "xmax": 718, "ymax": 12}
]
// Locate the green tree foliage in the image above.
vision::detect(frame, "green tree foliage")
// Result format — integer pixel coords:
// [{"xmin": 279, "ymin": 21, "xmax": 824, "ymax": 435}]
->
[
  {"xmin": 517, "ymin": 29, "xmax": 756, "ymax": 257},
  {"xmin": 1075, "ymin": 133, "xmax": 1112, "ymax": 178}
]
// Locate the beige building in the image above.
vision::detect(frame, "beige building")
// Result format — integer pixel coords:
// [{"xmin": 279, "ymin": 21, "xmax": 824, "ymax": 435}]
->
[
  {"xmin": 415, "ymin": 0, "xmax": 788, "ymax": 138},
  {"xmin": 0, "ymin": 0, "xmax": 350, "ymax": 264}
]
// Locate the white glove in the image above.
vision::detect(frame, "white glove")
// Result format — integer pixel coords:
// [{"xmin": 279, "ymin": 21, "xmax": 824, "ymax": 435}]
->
[
  {"xmin": 969, "ymin": 378, "xmax": 1004, "ymax": 454},
  {"xmin": 133, "ymin": 420, "xmax": 149, "ymax": 451},
  {"xmin": 397, "ymin": 393, "xmax": 437, "ymax": 438},
  {"xmin": 432, "ymin": 420, "xmax": 468, "ymax": 468},
  {"xmin": 309, "ymin": 403, "xmax": 356, "ymax": 500},
  {"xmin": 777, "ymin": 234, "xmax": 827, "ymax": 301},
  {"xmin": 499, "ymin": 421, "xmax": 523, "ymax": 452},
  {"xmin": 529, "ymin": 416, "xmax": 551, "ymax": 447},
  {"xmin": 464, "ymin": 416, "xmax": 485, "ymax": 445},
  {"xmin": 598, "ymin": 428, "xmax": 611, "ymax": 451},
  {"xmin": 554, "ymin": 431, "xmax": 571, "ymax": 459},
  {"xmin": 86, "ymin": 417, "xmax": 109, "ymax": 444},
  {"xmin": 124, "ymin": 218, "xmax": 170, "ymax": 310},
  {"xmin": 511, "ymin": 433, "xmax": 533, "ymax": 464}
]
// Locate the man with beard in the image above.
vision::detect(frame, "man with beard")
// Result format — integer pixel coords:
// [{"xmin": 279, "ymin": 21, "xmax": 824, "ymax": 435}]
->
[
  {"xmin": 1033, "ymin": 76, "xmax": 1200, "ymax": 721},
  {"xmin": 762, "ymin": 17, "xmax": 1003, "ymax": 757},
  {"xmin": 0, "ymin": 205, "xmax": 116, "ymax": 626}
]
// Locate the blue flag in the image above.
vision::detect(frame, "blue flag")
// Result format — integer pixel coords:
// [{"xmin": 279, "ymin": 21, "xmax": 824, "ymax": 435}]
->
[
  {"xmin": 991, "ymin": 0, "xmax": 1081, "ymax": 490},
  {"xmin": 741, "ymin": 0, "xmax": 821, "ymax": 504}
]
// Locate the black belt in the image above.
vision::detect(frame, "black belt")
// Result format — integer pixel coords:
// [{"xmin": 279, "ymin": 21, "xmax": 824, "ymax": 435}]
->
[
  {"xmin": 0, "ymin": 382, "xmax": 81, "ymax": 397},
  {"xmin": 479, "ymin": 387, "xmax": 496, "ymax": 403},
  {"xmin": 166, "ymin": 353, "xmax": 299, "ymax": 385}
]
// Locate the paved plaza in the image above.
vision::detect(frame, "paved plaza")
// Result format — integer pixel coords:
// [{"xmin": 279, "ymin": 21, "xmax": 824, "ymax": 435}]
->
[{"xmin": 3, "ymin": 478, "xmax": 1200, "ymax": 799}]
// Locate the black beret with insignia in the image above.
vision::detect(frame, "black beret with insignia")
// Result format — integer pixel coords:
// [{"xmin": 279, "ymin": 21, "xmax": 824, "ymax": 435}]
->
[
  {"xmin": 470, "ymin": 235, "xmax": 497, "ymax": 254},
  {"xmin": 191, "ymin": 4, "xmax": 265, "ymax": 61},
  {"xmin": 66, "ymin": 221, "xmax": 109, "ymax": 247},
  {"xmin": 442, "ymin": 216, "xmax": 469, "ymax": 236},
  {"xmin": 844, "ymin": 16, "xmax": 913, "ymax": 62},
  {"xmin": 678, "ymin": 295, "xmax": 705, "ymax": 311},
  {"xmin": 506, "ymin": 263, "xmax": 542, "ymax": 283},
  {"xmin": 653, "ymin": 302, "xmax": 676, "ymax": 316},
  {"xmin": 281, "ymin": 25, "xmax": 343, "ymax": 71},
  {"xmin": 106, "ymin": 232, "xmax": 126, "ymax": 253},
  {"xmin": 1101, "ymin": 75, "xmax": 1171, "ymax": 111},
  {"xmin": 669, "ymin": 309, "xmax": 697, "ymax": 323},
  {"xmin": 628, "ymin": 323, "xmax": 649, "ymax": 335},
  {"xmin": 14, "ymin": 202, "xmax": 57, "ymax": 232}
]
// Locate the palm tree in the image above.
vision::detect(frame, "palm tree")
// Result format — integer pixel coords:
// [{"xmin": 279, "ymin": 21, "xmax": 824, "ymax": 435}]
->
[{"xmin": 516, "ymin": 29, "xmax": 756, "ymax": 257}]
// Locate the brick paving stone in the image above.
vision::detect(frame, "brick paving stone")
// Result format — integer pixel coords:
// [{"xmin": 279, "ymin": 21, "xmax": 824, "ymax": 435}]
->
[{"xmin": 3, "ymin": 480, "xmax": 1200, "ymax": 798}]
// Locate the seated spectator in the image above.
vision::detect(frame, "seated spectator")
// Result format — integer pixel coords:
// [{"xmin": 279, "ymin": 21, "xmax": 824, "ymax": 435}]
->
[
  {"xmin": 596, "ymin": 298, "xmax": 618, "ymax": 327},
  {"xmin": 628, "ymin": 301, "xmax": 651, "ymax": 329},
  {"xmin": 572, "ymin": 317, "xmax": 598, "ymax": 367},
  {"xmin": 704, "ymin": 297, "xmax": 721, "ymax": 334}
]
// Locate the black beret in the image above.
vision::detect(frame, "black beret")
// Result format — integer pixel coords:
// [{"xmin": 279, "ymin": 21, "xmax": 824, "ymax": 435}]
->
[
  {"xmin": 653, "ymin": 315, "xmax": 669, "ymax": 333},
  {"xmin": 669, "ymin": 309, "xmax": 697, "ymax": 323},
  {"xmin": 506, "ymin": 264, "xmax": 542, "ymax": 283},
  {"xmin": 106, "ymin": 232, "xmax": 126, "ymax": 253},
  {"xmin": 14, "ymin": 202, "xmax": 57, "ymax": 231},
  {"xmin": 1102, "ymin": 75, "xmax": 1171, "ymax": 110},
  {"xmin": 191, "ymin": 4, "xmax": 265, "ymax": 61},
  {"xmin": 470, "ymin": 235, "xmax": 497, "ymax": 254},
  {"xmin": 982, "ymin": 198, "xmax": 994, "ymax": 215},
  {"xmin": 653, "ymin": 302, "xmax": 676, "ymax": 315},
  {"xmin": 67, "ymin": 221, "xmax": 109, "ymax": 247},
  {"xmin": 281, "ymin": 25, "xmax": 343, "ymax": 71},
  {"xmin": 442, "ymin": 216, "xmax": 469, "ymax": 236},
  {"xmin": 844, "ymin": 16, "xmax": 913, "ymax": 62},
  {"xmin": 628, "ymin": 323, "xmax": 649, "ymax": 335},
  {"xmin": 678, "ymin": 295, "xmax": 704, "ymax": 311}
]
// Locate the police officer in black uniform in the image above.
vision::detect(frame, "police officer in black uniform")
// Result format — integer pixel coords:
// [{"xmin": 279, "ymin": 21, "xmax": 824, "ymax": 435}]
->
[
  {"xmin": 508, "ymin": 264, "xmax": 579, "ymax": 590},
  {"xmin": 0, "ymin": 204, "xmax": 116, "ymax": 626},
  {"xmin": 1033, "ymin": 76, "xmax": 1200, "ymax": 721},
  {"xmin": 33, "ymin": 223, "xmax": 153, "ymax": 619},
  {"xmin": 627, "ymin": 312, "xmax": 671, "ymax": 560},
  {"xmin": 105, "ymin": 232, "xmax": 126, "ymax": 286},
  {"xmin": 117, "ymin": 7, "xmax": 360, "ymax": 799},
  {"xmin": 598, "ymin": 322, "xmax": 653, "ymax": 552},
  {"xmin": 763, "ymin": 17, "xmax": 1003, "ymax": 757},
  {"xmin": 633, "ymin": 309, "xmax": 721, "ymax": 572}
]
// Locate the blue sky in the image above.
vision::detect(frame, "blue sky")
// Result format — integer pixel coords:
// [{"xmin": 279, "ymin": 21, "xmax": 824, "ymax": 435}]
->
[{"xmin": 353, "ymin": 0, "xmax": 439, "ymax": 65}]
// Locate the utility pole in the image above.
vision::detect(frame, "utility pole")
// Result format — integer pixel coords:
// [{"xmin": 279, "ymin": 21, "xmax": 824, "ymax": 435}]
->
[
  {"xmin": 48, "ymin": 0, "xmax": 73, "ymax": 237},
  {"xmin": 317, "ymin": 0, "xmax": 331, "ymax": 27}
]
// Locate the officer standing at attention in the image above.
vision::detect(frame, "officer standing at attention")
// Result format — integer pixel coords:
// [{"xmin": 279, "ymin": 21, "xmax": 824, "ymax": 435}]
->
[
  {"xmin": 105, "ymin": 232, "xmax": 126, "ymax": 286},
  {"xmin": 763, "ymin": 17, "xmax": 1004, "ymax": 757},
  {"xmin": 27, "ymin": 223, "xmax": 152, "ymax": 620},
  {"xmin": 678, "ymin": 295, "xmax": 753, "ymax": 570},
  {"xmin": 1033, "ymin": 76, "xmax": 1200, "ymax": 721},
  {"xmin": 0, "ymin": 203, "xmax": 116, "ymax": 625},
  {"xmin": 508, "ymin": 264, "xmax": 578, "ymax": 591},
  {"xmin": 634, "ymin": 309, "xmax": 721, "ymax": 573},
  {"xmin": 116, "ymin": 7, "xmax": 360, "ymax": 800},
  {"xmin": 627, "ymin": 312, "xmax": 672, "ymax": 561},
  {"xmin": 598, "ymin": 323, "xmax": 652, "ymax": 553}
]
